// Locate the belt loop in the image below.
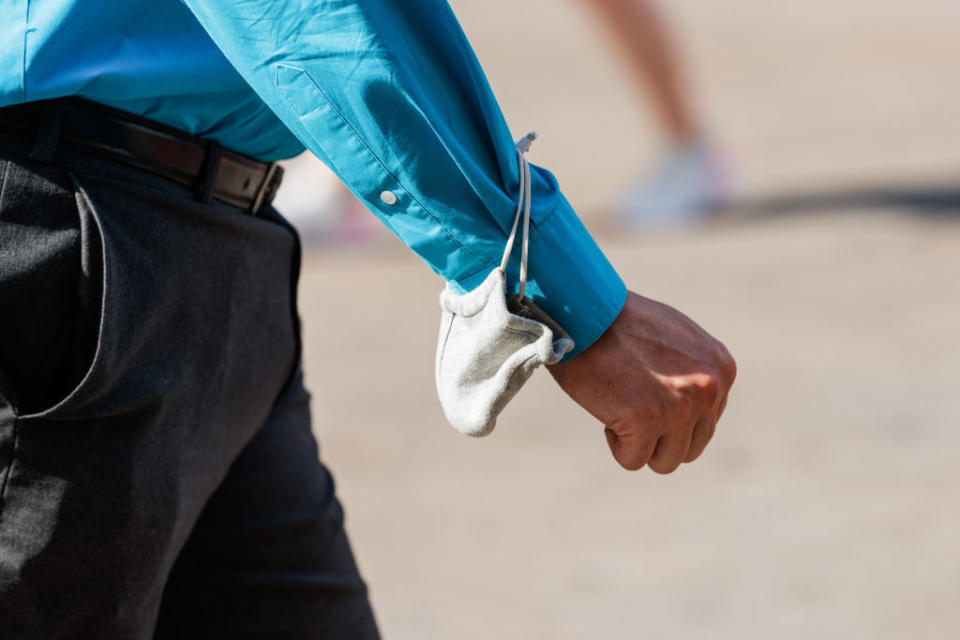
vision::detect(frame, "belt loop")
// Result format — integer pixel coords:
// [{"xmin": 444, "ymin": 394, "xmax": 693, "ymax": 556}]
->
[
  {"xmin": 28, "ymin": 101, "xmax": 65, "ymax": 163},
  {"xmin": 250, "ymin": 162, "xmax": 281, "ymax": 215},
  {"xmin": 198, "ymin": 140, "xmax": 221, "ymax": 204}
]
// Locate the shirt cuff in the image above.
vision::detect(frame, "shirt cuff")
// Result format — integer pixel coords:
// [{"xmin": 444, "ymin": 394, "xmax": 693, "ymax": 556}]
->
[{"xmin": 454, "ymin": 193, "xmax": 627, "ymax": 362}]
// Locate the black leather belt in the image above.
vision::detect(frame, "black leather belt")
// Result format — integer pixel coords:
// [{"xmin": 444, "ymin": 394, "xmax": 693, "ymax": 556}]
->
[{"xmin": 0, "ymin": 98, "xmax": 284, "ymax": 215}]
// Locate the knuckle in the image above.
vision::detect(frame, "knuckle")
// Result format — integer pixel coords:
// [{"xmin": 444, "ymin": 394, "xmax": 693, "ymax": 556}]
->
[
  {"xmin": 702, "ymin": 374, "xmax": 720, "ymax": 396},
  {"xmin": 648, "ymin": 458, "xmax": 681, "ymax": 475},
  {"xmin": 690, "ymin": 373, "xmax": 720, "ymax": 404},
  {"xmin": 717, "ymin": 346, "xmax": 738, "ymax": 383}
]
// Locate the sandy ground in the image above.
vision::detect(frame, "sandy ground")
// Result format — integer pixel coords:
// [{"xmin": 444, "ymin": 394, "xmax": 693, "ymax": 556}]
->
[
  {"xmin": 282, "ymin": 1, "xmax": 960, "ymax": 637},
  {"xmin": 302, "ymin": 215, "xmax": 960, "ymax": 640}
]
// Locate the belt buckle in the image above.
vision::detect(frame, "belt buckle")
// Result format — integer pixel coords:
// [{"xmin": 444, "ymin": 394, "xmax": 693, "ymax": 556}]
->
[{"xmin": 250, "ymin": 162, "xmax": 283, "ymax": 215}]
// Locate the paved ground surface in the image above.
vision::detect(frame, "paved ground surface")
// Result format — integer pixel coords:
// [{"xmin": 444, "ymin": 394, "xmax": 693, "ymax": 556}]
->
[{"xmin": 284, "ymin": 1, "xmax": 960, "ymax": 637}]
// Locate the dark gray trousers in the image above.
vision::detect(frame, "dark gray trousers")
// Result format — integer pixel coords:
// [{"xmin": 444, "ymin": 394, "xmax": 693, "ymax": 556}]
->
[{"xmin": 0, "ymin": 132, "xmax": 380, "ymax": 639}]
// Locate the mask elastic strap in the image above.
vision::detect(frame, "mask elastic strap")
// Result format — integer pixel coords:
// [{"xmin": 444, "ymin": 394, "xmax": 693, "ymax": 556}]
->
[{"xmin": 499, "ymin": 131, "xmax": 536, "ymax": 300}]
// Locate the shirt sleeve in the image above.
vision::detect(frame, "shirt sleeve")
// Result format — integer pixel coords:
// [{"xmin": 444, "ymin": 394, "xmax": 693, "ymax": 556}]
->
[{"xmin": 179, "ymin": 0, "xmax": 627, "ymax": 360}]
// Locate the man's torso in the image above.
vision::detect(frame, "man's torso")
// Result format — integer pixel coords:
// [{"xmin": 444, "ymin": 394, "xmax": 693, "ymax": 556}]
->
[{"xmin": 0, "ymin": 0, "xmax": 304, "ymax": 160}]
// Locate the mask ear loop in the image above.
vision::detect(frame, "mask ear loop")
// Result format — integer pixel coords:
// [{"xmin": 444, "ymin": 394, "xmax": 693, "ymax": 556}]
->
[{"xmin": 498, "ymin": 132, "xmax": 536, "ymax": 301}]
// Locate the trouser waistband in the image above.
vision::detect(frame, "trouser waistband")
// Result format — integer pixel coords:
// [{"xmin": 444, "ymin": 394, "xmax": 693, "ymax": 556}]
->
[{"xmin": 0, "ymin": 97, "xmax": 284, "ymax": 215}]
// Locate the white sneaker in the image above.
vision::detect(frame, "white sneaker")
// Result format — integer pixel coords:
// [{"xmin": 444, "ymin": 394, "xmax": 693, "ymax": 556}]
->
[{"xmin": 615, "ymin": 141, "xmax": 729, "ymax": 230}]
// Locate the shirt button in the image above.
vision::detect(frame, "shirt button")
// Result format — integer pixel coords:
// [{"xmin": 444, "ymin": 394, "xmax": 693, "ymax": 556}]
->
[{"xmin": 379, "ymin": 190, "xmax": 398, "ymax": 205}]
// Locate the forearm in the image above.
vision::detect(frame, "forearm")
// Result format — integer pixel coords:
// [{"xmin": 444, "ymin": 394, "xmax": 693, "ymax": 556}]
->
[{"xmin": 182, "ymin": 0, "xmax": 625, "ymax": 357}]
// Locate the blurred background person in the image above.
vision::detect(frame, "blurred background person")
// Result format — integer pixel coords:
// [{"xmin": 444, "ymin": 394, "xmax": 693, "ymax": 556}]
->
[
  {"xmin": 583, "ymin": 0, "xmax": 729, "ymax": 228},
  {"xmin": 280, "ymin": 0, "xmax": 728, "ymax": 241},
  {"xmin": 273, "ymin": 155, "xmax": 383, "ymax": 248}
]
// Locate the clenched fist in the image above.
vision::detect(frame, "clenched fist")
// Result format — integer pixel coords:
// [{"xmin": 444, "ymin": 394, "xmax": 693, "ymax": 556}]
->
[{"xmin": 547, "ymin": 291, "xmax": 736, "ymax": 473}]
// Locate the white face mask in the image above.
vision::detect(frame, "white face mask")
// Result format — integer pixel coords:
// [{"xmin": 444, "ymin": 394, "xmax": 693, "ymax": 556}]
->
[{"xmin": 435, "ymin": 134, "xmax": 574, "ymax": 437}]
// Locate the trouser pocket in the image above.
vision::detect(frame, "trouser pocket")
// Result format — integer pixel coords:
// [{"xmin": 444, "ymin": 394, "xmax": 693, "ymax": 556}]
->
[
  {"xmin": 1, "ymin": 144, "xmax": 302, "ymax": 427},
  {"xmin": 0, "ymin": 157, "xmax": 107, "ymax": 418}
]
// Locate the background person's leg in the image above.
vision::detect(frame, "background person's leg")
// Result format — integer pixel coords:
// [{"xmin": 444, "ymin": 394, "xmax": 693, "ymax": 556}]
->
[
  {"xmin": 583, "ymin": 0, "xmax": 729, "ymax": 225},
  {"xmin": 153, "ymin": 370, "xmax": 380, "ymax": 640},
  {"xmin": 584, "ymin": 0, "xmax": 698, "ymax": 143}
]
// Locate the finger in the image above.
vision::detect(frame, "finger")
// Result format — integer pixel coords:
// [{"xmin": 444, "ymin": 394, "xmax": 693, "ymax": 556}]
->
[
  {"xmin": 685, "ymin": 390, "xmax": 726, "ymax": 464},
  {"xmin": 685, "ymin": 391, "xmax": 725, "ymax": 464},
  {"xmin": 716, "ymin": 393, "xmax": 729, "ymax": 421},
  {"xmin": 684, "ymin": 417, "xmax": 716, "ymax": 463},
  {"xmin": 605, "ymin": 426, "xmax": 658, "ymax": 471},
  {"xmin": 648, "ymin": 427, "xmax": 694, "ymax": 474}
]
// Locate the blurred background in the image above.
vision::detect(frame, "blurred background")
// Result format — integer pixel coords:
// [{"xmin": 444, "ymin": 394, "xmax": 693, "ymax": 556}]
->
[{"xmin": 274, "ymin": 1, "xmax": 960, "ymax": 638}]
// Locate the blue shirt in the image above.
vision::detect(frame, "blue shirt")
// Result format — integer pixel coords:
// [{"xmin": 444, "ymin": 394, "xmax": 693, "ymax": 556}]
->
[{"xmin": 1, "ymin": 0, "xmax": 626, "ymax": 359}]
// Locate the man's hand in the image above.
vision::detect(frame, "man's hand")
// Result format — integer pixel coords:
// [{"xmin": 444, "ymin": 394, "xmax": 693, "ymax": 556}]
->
[{"xmin": 546, "ymin": 291, "xmax": 736, "ymax": 473}]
